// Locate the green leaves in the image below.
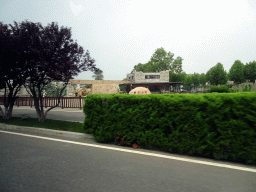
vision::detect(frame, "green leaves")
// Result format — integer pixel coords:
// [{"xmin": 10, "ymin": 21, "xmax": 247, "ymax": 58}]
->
[
  {"xmin": 206, "ymin": 62, "xmax": 228, "ymax": 86},
  {"xmin": 228, "ymin": 60, "xmax": 246, "ymax": 85},
  {"xmin": 243, "ymin": 61, "xmax": 256, "ymax": 84},
  {"xmin": 92, "ymin": 70, "xmax": 104, "ymax": 80},
  {"xmin": 35, "ymin": 81, "xmax": 67, "ymax": 97},
  {"xmin": 133, "ymin": 47, "xmax": 183, "ymax": 74}
]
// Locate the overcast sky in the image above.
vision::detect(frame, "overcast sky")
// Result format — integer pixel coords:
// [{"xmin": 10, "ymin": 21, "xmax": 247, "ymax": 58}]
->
[{"xmin": 1, "ymin": 0, "xmax": 256, "ymax": 81}]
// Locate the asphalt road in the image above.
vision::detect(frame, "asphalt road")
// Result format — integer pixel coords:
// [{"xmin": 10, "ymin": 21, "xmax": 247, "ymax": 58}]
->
[
  {"xmin": 7, "ymin": 106, "xmax": 86, "ymax": 123},
  {"xmin": 1, "ymin": 130, "xmax": 256, "ymax": 192},
  {"xmin": 1, "ymin": 105, "xmax": 256, "ymax": 191}
]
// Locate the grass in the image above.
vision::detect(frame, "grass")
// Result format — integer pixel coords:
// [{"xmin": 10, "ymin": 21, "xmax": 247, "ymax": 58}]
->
[{"xmin": 0, "ymin": 116, "xmax": 86, "ymax": 134}]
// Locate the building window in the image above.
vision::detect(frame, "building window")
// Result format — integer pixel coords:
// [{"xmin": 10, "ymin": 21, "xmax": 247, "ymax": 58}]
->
[{"xmin": 145, "ymin": 75, "xmax": 160, "ymax": 79}]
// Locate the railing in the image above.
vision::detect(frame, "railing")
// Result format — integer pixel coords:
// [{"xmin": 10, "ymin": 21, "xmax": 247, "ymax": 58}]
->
[{"xmin": 0, "ymin": 96, "xmax": 85, "ymax": 109}]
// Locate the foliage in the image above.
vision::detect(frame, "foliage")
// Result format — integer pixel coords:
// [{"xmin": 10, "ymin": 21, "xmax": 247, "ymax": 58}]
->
[
  {"xmin": 206, "ymin": 62, "xmax": 229, "ymax": 86},
  {"xmin": 228, "ymin": 60, "xmax": 246, "ymax": 84},
  {"xmin": 92, "ymin": 70, "xmax": 104, "ymax": 80},
  {"xmin": 182, "ymin": 74, "xmax": 194, "ymax": 91},
  {"xmin": 169, "ymin": 71, "xmax": 186, "ymax": 82},
  {"xmin": 84, "ymin": 84, "xmax": 91, "ymax": 89},
  {"xmin": 117, "ymin": 78, "xmax": 129, "ymax": 93},
  {"xmin": 0, "ymin": 20, "xmax": 101, "ymax": 122},
  {"xmin": 0, "ymin": 21, "xmax": 36, "ymax": 119},
  {"xmin": 36, "ymin": 81, "xmax": 67, "ymax": 97},
  {"xmin": 130, "ymin": 48, "xmax": 184, "ymax": 91},
  {"xmin": 209, "ymin": 85, "xmax": 230, "ymax": 93},
  {"xmin": 198, "ymin": 73, "xmax": 207, "ymax": 87},
  {"xmin": 132, "ymin": 47, "xmax": 183, "ymax": 74},
  {"xmin": 243, "ymin": 60, "xmax": 256, "ymax": 84},
  {"xmin": 191, "ymin": 72, "xmax": 201, "ymax": 90}
]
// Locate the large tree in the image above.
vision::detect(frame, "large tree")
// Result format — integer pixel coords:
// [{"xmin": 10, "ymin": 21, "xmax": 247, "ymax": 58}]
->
[
  {"xmin": 206, "ymin": 62, "xmax": 228, "ymax": 86},
  {"xmin": 132, "ymin": 48, "xmax": 183, "ymax": 74},
  {"xmin": 92, "ymin": 70, "xmax": 104, "ymax": 80},
  {"xmin": 131, "ymin": 62, "xmax": 156, "ymax": 73},
  {"xmin": 243, "ymin": 61, "xmax": 256, "ymax": 83},
  {"xmin": 0, "ymin": 21, "xmax": 35, "ymax": 119},
  {"xmin": 228, "ymin": 60, "xmax": 246, "ymax": 85},
  {"xmin": 1, "ymin": 20, "xmax": 101, "ymax": 122}
]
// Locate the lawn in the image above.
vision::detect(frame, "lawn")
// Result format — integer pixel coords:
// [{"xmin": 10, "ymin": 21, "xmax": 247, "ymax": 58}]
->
[{"xmin": 0, "ymin": 116, "xmax": 86, "ymax": 134}]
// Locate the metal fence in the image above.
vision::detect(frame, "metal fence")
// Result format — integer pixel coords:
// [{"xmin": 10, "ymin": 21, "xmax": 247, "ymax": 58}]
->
[{"xmin": 0, "ymin": 96, "xmax": 85, "ymax": 109}]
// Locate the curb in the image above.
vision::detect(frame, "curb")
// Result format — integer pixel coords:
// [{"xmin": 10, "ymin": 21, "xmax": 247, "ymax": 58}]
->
[{"xmin": 0, "ymin": 123, "xmax": 95, "ymax": 140}]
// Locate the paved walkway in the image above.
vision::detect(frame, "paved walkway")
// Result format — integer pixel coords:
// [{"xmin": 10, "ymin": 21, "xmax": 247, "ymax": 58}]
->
[{"xmin": 0, "ymin": 105, "xmax": 83, "ymax": 112}]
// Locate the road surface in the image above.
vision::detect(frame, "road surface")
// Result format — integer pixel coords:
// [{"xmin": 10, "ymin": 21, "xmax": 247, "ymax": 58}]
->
[{"xmin": 1, "ymin": 130, "xmax": 256, "ymax": 192}]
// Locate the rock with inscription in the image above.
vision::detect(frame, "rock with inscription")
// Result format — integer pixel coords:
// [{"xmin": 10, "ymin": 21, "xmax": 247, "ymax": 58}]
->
[{"xmin": 129, "ymin": 87, "xmax": 151, "ymax": 95}]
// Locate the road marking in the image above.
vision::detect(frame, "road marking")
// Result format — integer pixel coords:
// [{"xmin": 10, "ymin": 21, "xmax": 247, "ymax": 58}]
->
[{"xmin": 1, "ymin": 130, "xmax": 256, "ymax": 173}]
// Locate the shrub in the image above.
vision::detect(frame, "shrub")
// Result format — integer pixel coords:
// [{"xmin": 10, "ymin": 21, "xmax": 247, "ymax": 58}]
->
[{"xmin": 209, "ymin": 85, "xmax": 230, "ymax": 93}]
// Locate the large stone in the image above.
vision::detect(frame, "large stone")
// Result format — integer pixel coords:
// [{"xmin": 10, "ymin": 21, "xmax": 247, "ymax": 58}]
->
[
  {"xmin": 75, "ymin": 88, "xmax": 92, "ymax": 97},
  {"xmin": 129, "ymin": 87, "xmax": 151, "ymax": 95}
]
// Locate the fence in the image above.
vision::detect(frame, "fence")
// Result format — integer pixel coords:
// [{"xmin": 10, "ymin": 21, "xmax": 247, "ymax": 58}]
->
[{"xmin": 0, "ymin": 96, "xmax": 85, "ymax": 109}]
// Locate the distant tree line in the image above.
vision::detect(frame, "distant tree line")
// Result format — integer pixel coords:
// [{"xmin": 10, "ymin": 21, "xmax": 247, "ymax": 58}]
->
[{"xmin": 122, "ymin": 47, "xmax": 256, "ymax": 92}]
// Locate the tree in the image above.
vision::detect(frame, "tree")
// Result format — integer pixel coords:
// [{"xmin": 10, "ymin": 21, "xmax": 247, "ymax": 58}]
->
[
  {"xmin": 198, "ymin": 73, "xmax": 208, "ymax": 91},
  {"xmin": 206, "ymin": 62, "xmax": 228, "ymax": 86},
  {"xmin": 169, "ymin": 71, "xmax": 179, "ymax": 82},
  {"xmin": 169, "ymin": 71, "xmax": 187, "ymax": 91},
  {"xmin": 92, "ymin": 70, "xmax": 104, "ymax": 80},
  {"xmin": 133, "ymin": 48, "xmax": 183, "ymax": 74},
  {"xmin": 228, "ymin": 60, "xmax": 246, "ymax": 85},
  {"xmin": 35, "ymin": 81, "xmax": 67, "ymax": 97},
  {"xmin": 149, "ymin": 47, "xmax": 173, "ymax": 72},
  {"xmin": 243, "ymin": 61, "xmax": 256, "ymax": 83},
  {"xmin": 191, "ymin": 72, "xmax": 201, "ymax": 90},
  {"xmin": 198, "ymin": 73, "xmax": 206, "ymax": 86},
  {"xmin": 0, "ymin": 21, "xmax": 36, "ymax": 119},
  {"xmin": 131, "ymin": 62, "xmax": 155, "ymax": 73},
  {"xmin": 131, "ymin": 48, "xmax": 184, "ymax": 91},
  {"xmin": 182, "ymin": 74, "xmax": 194, "ymax": 91},
  {"xmin": 1, "ymin": 20, "xmax": 101, "ymax": 122},
  {"xmin": 172, "ymin": 56, "xmax": 183, "ymax": 74}
]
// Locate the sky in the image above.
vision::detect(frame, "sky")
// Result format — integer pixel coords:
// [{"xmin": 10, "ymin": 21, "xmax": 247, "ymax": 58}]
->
[{"xmin": 1, "ymin": 0, "xmax": 256, "ymax": 81}]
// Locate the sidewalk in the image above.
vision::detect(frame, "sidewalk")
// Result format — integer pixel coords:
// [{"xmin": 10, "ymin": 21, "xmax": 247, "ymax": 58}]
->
[{"xmin": 0, "ymin": 105, "xmax": 83, "ymax": 112}]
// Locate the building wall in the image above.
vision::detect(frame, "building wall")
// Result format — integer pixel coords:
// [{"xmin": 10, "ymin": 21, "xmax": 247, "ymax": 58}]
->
[
  {"xmin": 69, "ymin": 80, "xmax": 131, "ymax": 95},
  {"xmin": 126, "ymin": 70, "xmax": 171, "ymax": 84},
  {"xmin": 92, "ymin": 84, "xmax": 120, "ymax": 94}
]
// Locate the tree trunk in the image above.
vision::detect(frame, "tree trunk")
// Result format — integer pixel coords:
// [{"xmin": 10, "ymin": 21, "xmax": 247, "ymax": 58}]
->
[{"xmin": 0, "ymin": 98, "xmax": 15, "ymax": 120}]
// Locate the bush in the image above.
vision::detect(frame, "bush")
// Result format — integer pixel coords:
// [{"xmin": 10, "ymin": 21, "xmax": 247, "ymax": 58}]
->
[
  {"xmin": 209, "ymin": 85, "xmax": 230, "ymax": 93},
  {"xmin": 225, "ymin": 84, "xmax": 233, "ymax": 89},
  {"xmin": 228, "ymin": 88, "xmax": 240, "ymax": 93}
]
